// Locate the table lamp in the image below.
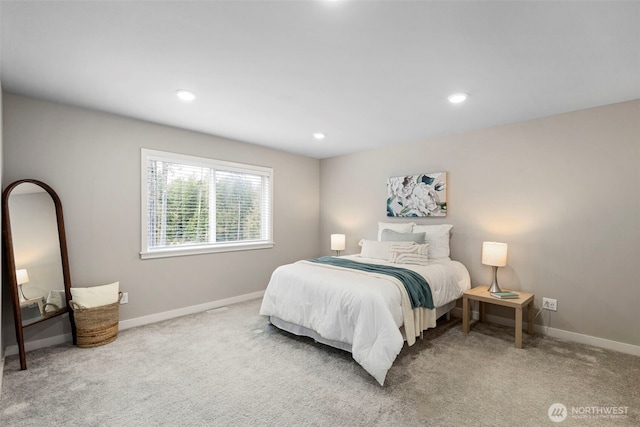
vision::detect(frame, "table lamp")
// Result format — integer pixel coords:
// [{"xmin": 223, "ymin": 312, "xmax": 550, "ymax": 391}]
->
[
  {"xmin": 16, "ymin": 269, "xmax": 30, "ymax": 301},
  {"xmin": 482, "ymin": 242, "xmax": 508, "ymax": 293},
  {"xmin": 331, "ymin": 234, "xmax": 346, "ymax": 256}
]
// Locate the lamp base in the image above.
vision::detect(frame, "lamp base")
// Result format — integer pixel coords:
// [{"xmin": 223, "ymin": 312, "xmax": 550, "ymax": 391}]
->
[
  {"xmin": 18, "ymin": 284, "xmax": 28, "ymax": 302},
  {"xmin": 487, "ymin": 266, "xmax": 502, "ymax": 293}
]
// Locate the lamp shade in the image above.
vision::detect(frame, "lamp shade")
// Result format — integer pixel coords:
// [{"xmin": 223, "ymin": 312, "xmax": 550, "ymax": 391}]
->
[
  {"xmin": 16, "ymin": 269, "xmax": 30, "ymax": 285},
  {"xmin": 482, "ymin": 242, "xmax": 508, "ymax": 267},
  {"xmin": 331, "ymin": 234, "xmax": 346, "ymax": 251}
]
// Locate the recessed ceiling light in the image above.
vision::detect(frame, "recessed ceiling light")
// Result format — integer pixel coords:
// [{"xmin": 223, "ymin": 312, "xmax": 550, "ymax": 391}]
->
[
  {"xmin": 176, "ymin": 89, "xmax": 196, "ymax": 102},
  {"xmin": 447, "ymin": 93, "xmax": 468, "ymax": 104},
  {"xmin": 313, "ymin": 132, "xmax": 326, "ymax": 140}
]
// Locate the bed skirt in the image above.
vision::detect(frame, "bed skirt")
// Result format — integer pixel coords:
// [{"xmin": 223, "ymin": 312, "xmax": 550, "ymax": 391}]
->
[{"xmin": 269, "ymin": 299, "xmax": 457, "ymax": 354}]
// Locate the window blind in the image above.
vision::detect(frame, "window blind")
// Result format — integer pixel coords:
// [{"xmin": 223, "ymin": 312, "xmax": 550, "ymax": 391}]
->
[{"xmin": 141, "ymin": 149, "xmax": 273, "ymax": 258}]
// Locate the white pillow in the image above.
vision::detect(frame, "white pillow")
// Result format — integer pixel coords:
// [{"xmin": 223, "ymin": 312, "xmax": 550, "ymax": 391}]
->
[
  {"xmin": 412, "ymin": 224, "xmax": 453, "ymax": 259},
  {"xmin": 71, "ymin": 281, "xmax": 120, "ymax": 308},
  {"xmin": 360, "ymin": 240, "xmax": 394, "ymax": 260},
  {"xmin": 380, "ymin": 229, "xmax": 426, "ymax": 244},
  {"xmin": 389, "ymin": 242, "xmax": 429, "ymax": 265},
  {"xmin": 377, "ymin": 222, "xmax": 415, "ymax": 240}
]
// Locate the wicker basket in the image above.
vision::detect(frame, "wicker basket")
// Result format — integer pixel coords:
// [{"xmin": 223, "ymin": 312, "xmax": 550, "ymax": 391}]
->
[{"xmin": 70, "ymin": 292, "xmax": 122, "ymax": 348}]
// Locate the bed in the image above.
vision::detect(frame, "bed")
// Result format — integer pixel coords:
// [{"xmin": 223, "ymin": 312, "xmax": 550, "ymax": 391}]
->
[{"xmin": 259, "ymin": 223, "xmax": 471, "ymax": 385}]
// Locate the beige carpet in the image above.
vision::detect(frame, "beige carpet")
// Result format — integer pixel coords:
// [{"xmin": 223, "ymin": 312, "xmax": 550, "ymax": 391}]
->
[{"xmin": 2, "ymin": 299, "xmax": 639, "ymax": 426}]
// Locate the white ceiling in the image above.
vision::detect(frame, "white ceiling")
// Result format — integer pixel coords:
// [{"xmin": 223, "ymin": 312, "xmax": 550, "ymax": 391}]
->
[{"xmin": 1, "ymin": 1, "xmax": 639, "ymax": 159}]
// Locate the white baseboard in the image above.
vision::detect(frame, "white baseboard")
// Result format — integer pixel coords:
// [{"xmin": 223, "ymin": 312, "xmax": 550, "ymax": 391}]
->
[
  {"xmin": 450, "ymin": 307, "xmax": 640, "ymax": 357},
  {"xmin": 118, "ymin": 290, "xmax": 265, "ymax": 331},
  {"xmin": 535, "ymin": 324, "xmax": 640, "ymax": 356},
  {"xmin": 3, "ymin": 291, "xmax": 265, "ymax": 357},
  {"xmin": 4, "ymin": 333, "xmax": 73, "ymax": 357}
]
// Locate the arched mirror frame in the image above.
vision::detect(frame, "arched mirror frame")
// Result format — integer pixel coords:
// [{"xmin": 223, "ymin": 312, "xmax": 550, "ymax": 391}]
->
[{"xmin": 2, "ymin": 179, "xmax": 76, "ymax": 370}]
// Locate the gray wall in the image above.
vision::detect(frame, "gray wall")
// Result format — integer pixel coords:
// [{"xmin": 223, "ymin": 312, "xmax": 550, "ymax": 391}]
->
[
  {"xmin": 2, "ymin": 93, "xmax": 320, "ymax": 344},
  {"xmin": 320, "ymin": 99, "xmax": 640, "ymax": 347}
]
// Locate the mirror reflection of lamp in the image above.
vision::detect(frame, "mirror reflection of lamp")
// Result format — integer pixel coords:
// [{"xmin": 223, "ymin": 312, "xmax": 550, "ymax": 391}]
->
[{"xmin": 16, "ymin": 269, "xmax": 30, "ymax": 301}]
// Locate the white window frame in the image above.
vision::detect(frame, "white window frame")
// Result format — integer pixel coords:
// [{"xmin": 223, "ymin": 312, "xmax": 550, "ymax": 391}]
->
[{"xmin": 140, "ymin": 149, "xmax": 274, "ymax": 259}]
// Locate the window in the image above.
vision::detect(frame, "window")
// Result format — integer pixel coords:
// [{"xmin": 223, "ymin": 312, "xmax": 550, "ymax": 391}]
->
[{"xmin": 141, "ymin": 149, "xmax": 273, "ymax": 259}]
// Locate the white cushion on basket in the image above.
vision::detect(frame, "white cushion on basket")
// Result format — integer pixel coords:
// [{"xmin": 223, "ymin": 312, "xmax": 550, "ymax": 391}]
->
[{"xmin": 71, "ymin": 282, "xmax": 120, "ymax": 308}]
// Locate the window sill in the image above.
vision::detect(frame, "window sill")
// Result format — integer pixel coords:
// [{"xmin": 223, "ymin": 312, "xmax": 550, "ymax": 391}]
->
[{"xmin": 140, "ymin": 241, "xmax": 274, "ymax": 260}]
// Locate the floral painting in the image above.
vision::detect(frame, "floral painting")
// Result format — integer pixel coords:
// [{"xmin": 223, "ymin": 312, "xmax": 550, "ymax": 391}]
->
[{"xmin": 387, "ymin": 172, "xmax": 447, "ymax": 217}]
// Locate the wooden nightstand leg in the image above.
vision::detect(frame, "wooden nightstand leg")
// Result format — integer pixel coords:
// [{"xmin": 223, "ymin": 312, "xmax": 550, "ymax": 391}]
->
[
  {"xmin": 479, "ymin": 301, "xmax": 486, "ymax": 323},
  {"xmin": 515, "ymin": 307, "xmax": 523, "ymax": 349},
  {"xmin": 462, "ymin": 296, "xmax": 470, "ymax": 333},
  {"xmin": 527, "ymin": 301, "xmax": 534, "ymax": 335}
]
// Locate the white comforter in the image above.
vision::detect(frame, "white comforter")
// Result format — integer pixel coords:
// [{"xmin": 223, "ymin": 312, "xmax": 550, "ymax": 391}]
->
[{"xmin": 259, "ymin": 255, "xmax": 470, "ymax": 385}]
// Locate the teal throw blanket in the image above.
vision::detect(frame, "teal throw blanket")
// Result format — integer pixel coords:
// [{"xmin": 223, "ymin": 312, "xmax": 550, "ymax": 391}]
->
[{"xmin": 307, "ymin": 256, "xmax": 434, "ymax": 309}]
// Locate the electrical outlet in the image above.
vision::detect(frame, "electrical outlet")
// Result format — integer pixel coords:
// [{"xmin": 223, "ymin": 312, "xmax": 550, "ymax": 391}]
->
[
  {"xmin": 120, "ymin": 292, "xmax": 128, "ymax": 304},
  {"xmin": 543, "ymin": 297, "xmax": 557, "ymax": 311}
]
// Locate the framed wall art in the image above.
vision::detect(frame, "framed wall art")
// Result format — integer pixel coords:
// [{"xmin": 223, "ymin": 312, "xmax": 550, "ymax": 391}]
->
[{"xmin": 387, "ymin": 172, "xmax": 447, "ymax": 217}]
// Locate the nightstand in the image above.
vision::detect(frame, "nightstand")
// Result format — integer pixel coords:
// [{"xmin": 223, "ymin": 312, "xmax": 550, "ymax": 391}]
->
[
  {"xmin": 20, "ymin": 296, "xmax": 45, "ymax": 315},
  {"xmin": 462, "ymin": 285, "xmax": 534, "ymax": 348}
]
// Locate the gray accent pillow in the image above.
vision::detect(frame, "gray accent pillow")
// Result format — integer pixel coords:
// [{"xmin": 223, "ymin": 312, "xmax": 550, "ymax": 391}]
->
[{"xmin": 380, "ymin": 229, "xmax": 426, "ymax": 244}]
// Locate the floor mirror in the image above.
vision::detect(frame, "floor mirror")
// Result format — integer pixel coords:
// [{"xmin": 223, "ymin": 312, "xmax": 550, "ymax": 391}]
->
[{"xmin": 2, "ymin": 179, "xmax": 76, "ymax": 369}]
